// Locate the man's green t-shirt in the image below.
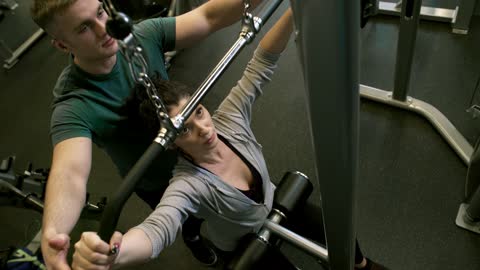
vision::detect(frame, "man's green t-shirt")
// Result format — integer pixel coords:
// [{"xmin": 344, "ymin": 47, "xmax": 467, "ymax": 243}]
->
[{"xmin": 50, "ymin": 17, "xmax": 177, "ymax": 203}]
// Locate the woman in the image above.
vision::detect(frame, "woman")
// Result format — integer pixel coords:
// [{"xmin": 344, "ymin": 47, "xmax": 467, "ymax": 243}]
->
[{"xmin": 72, "ymin": 9, "xmax": 387, "ymax": 270}]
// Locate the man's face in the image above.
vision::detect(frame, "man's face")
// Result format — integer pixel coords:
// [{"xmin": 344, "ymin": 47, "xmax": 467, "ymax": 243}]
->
[
  {"xmin": 50, "ymin": 0, "xmax": 118, "ymax": 61},
  {"xmin": 169, "ymin": 98, "xmax": 219, "ymax": 159}
]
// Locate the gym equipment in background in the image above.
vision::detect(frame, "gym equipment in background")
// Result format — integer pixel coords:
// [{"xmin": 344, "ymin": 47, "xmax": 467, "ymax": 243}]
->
[
  {"xmin": 377, "ymin": 0, "xmax": 477, "ymax": 34},
  {"xmin": 0, "ymin": 155, "xmax": 109, "ymax": 269}
]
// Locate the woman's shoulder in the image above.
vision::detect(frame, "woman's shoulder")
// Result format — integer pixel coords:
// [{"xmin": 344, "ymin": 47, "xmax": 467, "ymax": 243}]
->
[{"xmin": 171, "ymin": 158, "xmax": 210, "ymax": 186}]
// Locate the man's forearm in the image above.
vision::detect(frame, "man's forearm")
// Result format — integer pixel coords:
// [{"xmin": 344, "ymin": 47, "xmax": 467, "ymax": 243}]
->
[
  {"xmin": 201, "ymin": 0, "xmax": 263, "ymax": 32},
  {"xmin": 42, "ymin": 172, "xmax": 87, "ymax": 238},
  {"xmin": 175, "ymin": 0, "xmax": 263, "ymax": 49}
]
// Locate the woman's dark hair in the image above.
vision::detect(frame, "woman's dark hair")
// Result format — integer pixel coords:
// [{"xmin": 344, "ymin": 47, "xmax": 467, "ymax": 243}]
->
[{"xmin": 124, "ymin": 74, "xmax": 195, "ymax": 137}]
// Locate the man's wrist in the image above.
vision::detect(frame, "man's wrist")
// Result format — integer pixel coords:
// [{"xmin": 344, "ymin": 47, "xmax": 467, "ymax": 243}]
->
[{"xmin": 42, "ymin": 227, "xmax": 57, "ymax": 238}]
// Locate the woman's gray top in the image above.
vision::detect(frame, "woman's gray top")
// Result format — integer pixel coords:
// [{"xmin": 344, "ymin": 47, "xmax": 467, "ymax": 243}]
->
[{"xmin": 135, "ymin": 48, "xmax": 281, "ymax": 257}]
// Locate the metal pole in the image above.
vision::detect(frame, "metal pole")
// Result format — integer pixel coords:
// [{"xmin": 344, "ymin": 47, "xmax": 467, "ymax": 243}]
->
[
  {"xmin": 290, "ymin": 0, "xmax": 359, "ymax": 269},
  {"xmin": 98, "ymin": 142, "xmax": 167, "ymax": 241},
  {"xmin": 0, "ymin": 179, "xmax": 44, "ymax": 211},
  {"xmin": 263, "ymin": 220, "xmax": 329, "ymax": 262},
  {"xmin": 174, "ymin": 37, "xmax": 247, "ymax": 127},
  {"xmin": 3, "ymin": 29, "xmax": 45, "ymax": 69},
  {"xmin": 174, "ymin": 0, "xmax": 284, "ymax": 128},
  {"xmin": 392, "ymin": 0, "xmax": 422, "ymax": 101},
  {"xmin": 452, "ymin": 0, "xmax": 477, "ymax": 34},
  {"xmin": 378, "ymin": 1, "xmax": 456, "ymax": 23}
]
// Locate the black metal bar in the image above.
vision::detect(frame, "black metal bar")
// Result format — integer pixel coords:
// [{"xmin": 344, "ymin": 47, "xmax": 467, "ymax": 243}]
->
[
  {"xmin": 255, "ymin": 0, "xmax": 284, "ymax": 27},
  {"xmin": 466, "ymin": 186, "xmax": 480, "ymax": 221},
  {"xmin": 98, "ymin": 142, "xmax": 167, "ymax": 241}
]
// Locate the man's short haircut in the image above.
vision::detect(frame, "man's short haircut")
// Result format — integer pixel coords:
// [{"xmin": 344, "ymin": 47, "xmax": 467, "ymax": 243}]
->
[
  {"xmin": 125, "ymin": 75, "xmax": 195, "ymax": 137},
  {"xmin": 31, "ymin": 0, "xmax": 77, "ymax": 32}
]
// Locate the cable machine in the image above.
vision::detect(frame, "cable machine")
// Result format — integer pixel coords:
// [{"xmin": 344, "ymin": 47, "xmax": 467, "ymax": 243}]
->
[{"xmin": 99, "ymin": 0, "xmax": 362, "ymax": 269}]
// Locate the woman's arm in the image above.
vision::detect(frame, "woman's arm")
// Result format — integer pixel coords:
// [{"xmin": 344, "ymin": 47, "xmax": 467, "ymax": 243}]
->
[
  {"xmin": 72, "ymin": 179, "xmax": 202, "ymax": 269},
  {"xmin": 215, "ymin": 9, "xmax": 294, "ymax": 127},
  {"xmin": 112, "ymin": 229, "xmax": 154, "ymax": 268},
  {"xmin": 72, "ymin": 230, "xmax": 152, "ymax": 270}
]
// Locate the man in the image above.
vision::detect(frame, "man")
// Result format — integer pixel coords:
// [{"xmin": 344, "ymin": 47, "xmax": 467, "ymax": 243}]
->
[{"xmin": 30, "ymin": 0, "xmax": 260, "ymax": 269}]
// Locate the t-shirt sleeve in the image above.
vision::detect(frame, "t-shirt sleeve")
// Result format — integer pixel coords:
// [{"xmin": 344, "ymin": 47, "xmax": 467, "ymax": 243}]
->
[
  {"xmin": 50, "ymin": 104, "xmax": 92, "ymax": 146},
  {"xmin": 215, "ymin": 47, "xmax": 281, "ymax": 128},
  {"xmin": 134, "ymin": 177, "xmax": 201, "ymax": 258},
  {"xmin": 134, "ymin": 17, "xmax": 176, "ymax": 52}
]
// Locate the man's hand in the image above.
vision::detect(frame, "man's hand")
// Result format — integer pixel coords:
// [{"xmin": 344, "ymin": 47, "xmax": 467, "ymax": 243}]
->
[
  {"xmin": 42, "ymin": 233, "xmax": 71, "ymax": 270},
  {"xmin": 72, "ymin": 231, "xmax": 123, "ymax": 270}
]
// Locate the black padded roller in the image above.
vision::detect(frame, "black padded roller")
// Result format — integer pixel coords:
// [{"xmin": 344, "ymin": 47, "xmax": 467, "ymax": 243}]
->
[{"xmin": 273, "ymin": 171, "xmax": 313, "ymax": 217}]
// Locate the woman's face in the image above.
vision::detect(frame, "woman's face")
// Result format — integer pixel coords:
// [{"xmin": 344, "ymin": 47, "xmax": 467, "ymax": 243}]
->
[{"xmin": 169, "ymin": 98, "xmax": 218, "ymax": 159}]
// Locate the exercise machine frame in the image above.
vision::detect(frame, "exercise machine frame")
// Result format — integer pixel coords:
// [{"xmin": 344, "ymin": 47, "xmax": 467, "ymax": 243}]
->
[{"xmin": 99, "ymin": 0, "xmax": 363, "ymax": 268}]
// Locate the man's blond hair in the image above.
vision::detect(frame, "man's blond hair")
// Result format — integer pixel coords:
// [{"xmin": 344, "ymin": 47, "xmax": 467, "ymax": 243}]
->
[{"xmin": 31, "ymin": 0, "xmax": 78, "ymax": 32}]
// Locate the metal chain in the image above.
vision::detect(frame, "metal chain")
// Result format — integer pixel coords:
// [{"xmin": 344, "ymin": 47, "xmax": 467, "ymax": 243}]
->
[
  {"xmin": 118, "ymin": 38, "xmax": 169, "ymax": 122},
  {"xmin": 243, "ymin": 0, "xmax": 251, "ymax": 19},
  {"xmin": 240, "ymin": 0, "xmax": 258, "ymax": 43},
  {"xmin": 116, "ymin": 0, "xmax": 255, "ymax": 131},
  {"xmin": 242, "ymin": 0, "xmax": 253, "ymax": 28}
]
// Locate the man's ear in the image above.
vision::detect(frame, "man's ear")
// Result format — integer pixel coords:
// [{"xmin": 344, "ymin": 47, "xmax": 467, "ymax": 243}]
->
[{"xmin": 51, "ymin": 39, "xmax": 69, "ymax": 53}]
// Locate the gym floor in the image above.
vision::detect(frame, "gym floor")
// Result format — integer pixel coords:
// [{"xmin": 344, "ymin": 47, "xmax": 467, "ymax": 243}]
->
[{"xmin": 1, "ymin": 1, "xmax": 480, "ymax": 269}]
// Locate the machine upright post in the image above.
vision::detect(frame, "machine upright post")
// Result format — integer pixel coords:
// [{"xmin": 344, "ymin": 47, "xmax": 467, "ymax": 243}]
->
[
  {"xmin": 392, "ymin": 0, "xmax": 422, "ymax": 101},
  {"xmin": 452, "ymin": 0, "xmax": 477, "ymax": 34},
  {"xmin": 290, "ymin": 0, "xmax": 359, "ymax": 269},
  {"xmin": 466, "ymin": 186, "xmax": 480, "ymax": 221}
]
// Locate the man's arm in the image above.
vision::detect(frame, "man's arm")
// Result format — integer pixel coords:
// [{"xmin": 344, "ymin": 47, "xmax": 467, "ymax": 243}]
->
[
  {"xmin": 174, "ymin": 0, "xmax": 262, "ymax": 49},
  {"xmin": 42, "ymin": 137, "xmax": 92, "ymax": 270}
]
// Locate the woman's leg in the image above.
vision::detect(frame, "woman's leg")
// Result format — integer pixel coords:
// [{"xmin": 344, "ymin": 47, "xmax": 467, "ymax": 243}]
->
[{"xmin": 182, "ymin": 216, "xmax": 218, "ymax": 266}]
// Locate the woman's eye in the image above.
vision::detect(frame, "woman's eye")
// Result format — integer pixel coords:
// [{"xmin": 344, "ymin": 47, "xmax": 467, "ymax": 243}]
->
[
  {"xmin": 78, "ymin": 25, "xmax": 88, "ymax": 33},
  {"xmin": 196, "ymin": 108, "xmax": 203, "ymax": 117},
  {"xmin": 98, "ymin": 4, "xmax": 105, "ymax": 17},
  {"xmin": 180, "ymin": 127, "xmax": 190, "ymax": 136}
]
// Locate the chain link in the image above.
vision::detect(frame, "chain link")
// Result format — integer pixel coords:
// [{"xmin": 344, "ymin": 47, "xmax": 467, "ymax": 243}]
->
[
  {"xmin": 243, "ymin": 0, "xmax": 251, "ymax": 18},
  {"xmin": 116, "ymin": 0, "xmax": 255, "ymax": 127},
  {"xmin": 118, "ymin": 0, "xmax": 255, "ymax": 132},
  {"xmin": 242, "ymin": 0, "xmax": 253, "ymax": 27},
  {"xmin": 119, "ymin": 39, "xmax": 168, "ymax": 122}
]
